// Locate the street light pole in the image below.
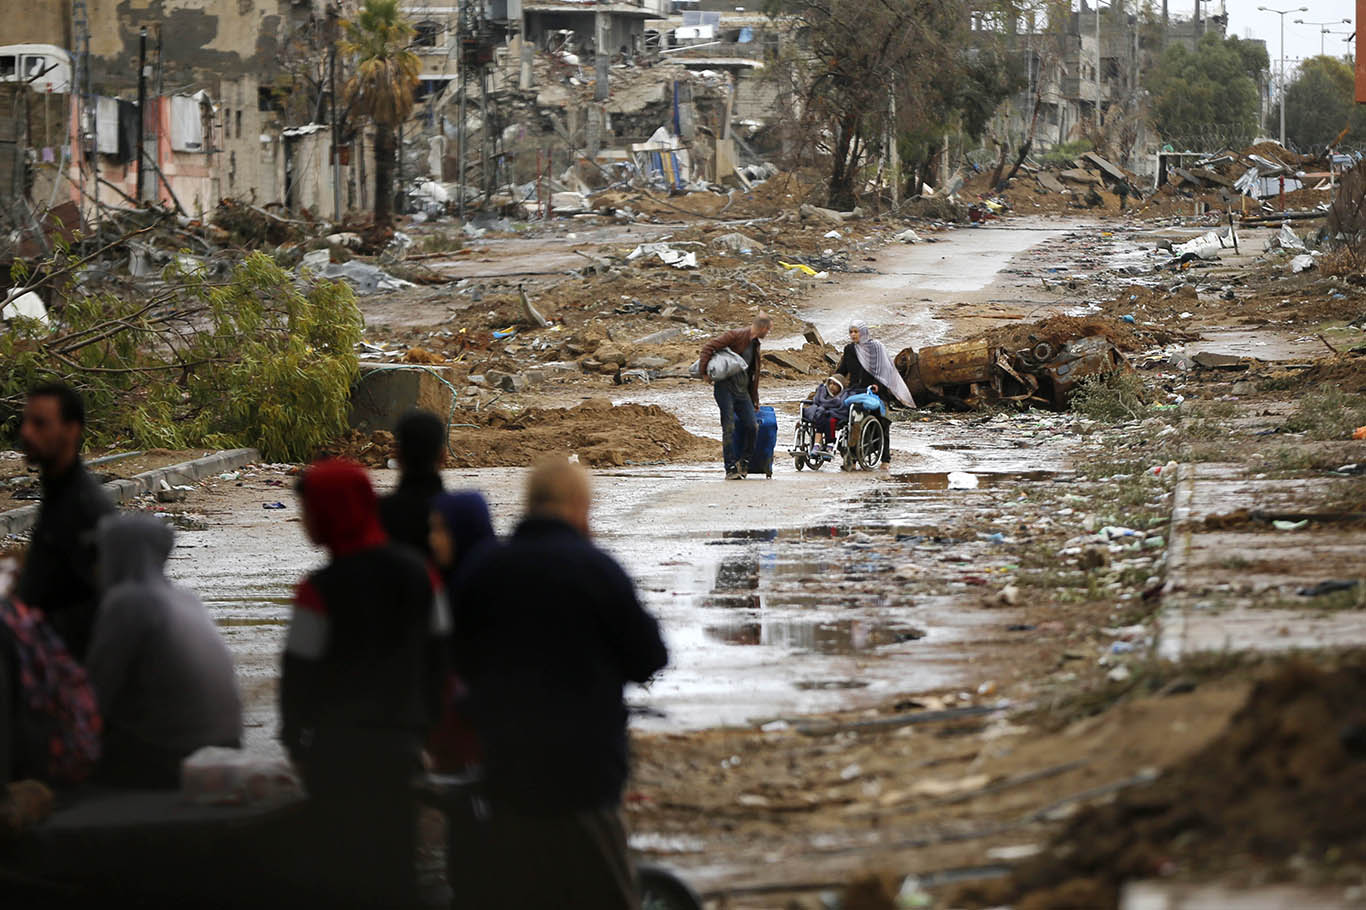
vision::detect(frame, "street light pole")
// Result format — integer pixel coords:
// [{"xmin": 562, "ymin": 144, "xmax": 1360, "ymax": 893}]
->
[
  {"xmin": 1293, "ymin": 18, "xmax": 1352, "ymax": 56},
  {"xmin": 1259, "ymin": 6, "xmax": 1309, "ymax": 148}
]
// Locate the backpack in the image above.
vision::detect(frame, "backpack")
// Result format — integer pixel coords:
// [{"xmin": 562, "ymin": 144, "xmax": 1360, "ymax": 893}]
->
[{"xmin": 0, "ymin": 597, "xmax": 102, "ymax": 786}]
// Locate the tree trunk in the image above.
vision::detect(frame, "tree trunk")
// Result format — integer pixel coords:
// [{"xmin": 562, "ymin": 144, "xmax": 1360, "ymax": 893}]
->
[
  {"xmin": 998, "ymin": 96, "xmax": 1044, "ymax": 190},
  {"xmin": 374, "ymin": 124, "xmax": 396, "ymax": 229},
  {"xmin": 828, "ymin": 114, "xmax": 859, "ymax": 210}
]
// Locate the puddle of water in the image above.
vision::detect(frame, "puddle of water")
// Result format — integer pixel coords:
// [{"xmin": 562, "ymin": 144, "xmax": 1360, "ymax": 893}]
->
[{"xmin": 704, "ymin": 619, "xmax": 925, "ymax": 653}]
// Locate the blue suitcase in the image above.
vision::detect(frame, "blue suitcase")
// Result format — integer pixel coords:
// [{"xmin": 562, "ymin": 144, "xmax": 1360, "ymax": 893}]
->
[{"xmin": 752, "ymin": 405, "xmax": 778, "ymax": 478}]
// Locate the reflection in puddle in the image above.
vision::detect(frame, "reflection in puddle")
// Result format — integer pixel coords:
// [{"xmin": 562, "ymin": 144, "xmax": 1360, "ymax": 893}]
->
[
  {"xmin": 892, "ymin": 470, "xmax": 1060, "ymax": 489},
  {"xmin": 705, "ymin": 619, "xmax": 924, "ymax": 653}
]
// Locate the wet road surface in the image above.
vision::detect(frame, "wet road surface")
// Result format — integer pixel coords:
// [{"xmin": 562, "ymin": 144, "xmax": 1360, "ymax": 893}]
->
[{"xmin": 166, "ymin": 222, "xmax": 1095, "ymax": 753}]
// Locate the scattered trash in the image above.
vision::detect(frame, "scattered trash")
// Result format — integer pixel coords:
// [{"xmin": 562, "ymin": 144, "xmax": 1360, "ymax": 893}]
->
[
  {"xmin": 319, "ymin": 261, "xmax": 415, "ymax": 293},
  {"xmin": 822, "ymin": 230, "xmax": 842, "ymax": 239},
  {"xmin": 778, "ymin": 261, "xmax": 819, "ymax": 277},
  {"xmin": 1352, "ymin": 427, "xmax": 1366, "ymax": 440},
  {"xmin": 947, "ymin": 471, "xmax": 979, "ymax": 490},
  {"xmin": 1271, "ymin": 519, "xmax": 1309, "ymax": 531},
  {"xmin": 627, "ymin": 243, "xmax": 698, "ymax": 269},
  {"xmin": 263, "ymin": 501, "xmax": 287, "ymax": 510},
  {"xmin": 0, "ymin": 290, "xmax": 49, "ymax": 326},
  {"xmin": 1289, "ymin": 253, "xmax": 1316, "ymax": 274},
  {"xmin": 892, "ymin": 228, "xmax": 923, "ymax": 244},
  {"xmin": 1107, "ymin": 665, "xmax": 1132, "ymax": 683}
]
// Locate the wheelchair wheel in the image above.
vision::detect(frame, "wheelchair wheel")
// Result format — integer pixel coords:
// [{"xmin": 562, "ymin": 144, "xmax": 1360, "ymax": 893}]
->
[
  {"xmin": 794, "ymin": 453, "xmax": 806, "ymax": 471},
  {"xmin": 855, "ymin": 416, "xmax": 885, "ymax": 470},
  {"xmin": 639, "ymin": 864, "xmax": 704, "ymax": 910}
]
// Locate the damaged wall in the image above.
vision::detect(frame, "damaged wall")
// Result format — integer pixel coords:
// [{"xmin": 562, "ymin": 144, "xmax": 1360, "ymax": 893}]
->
[{"xmin": 0, "ymin": 0, "xmax": 295, "ymax": 94}]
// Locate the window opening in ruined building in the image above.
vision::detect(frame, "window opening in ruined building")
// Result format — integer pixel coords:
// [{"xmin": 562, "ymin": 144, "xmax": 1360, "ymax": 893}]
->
[
  {"xmin": 415, "ymin": 20, "xmax": 440, "ymax": 47},
  {"xmin": 236, "ymin": 110, "xmax": 243, "ymax": 139}
]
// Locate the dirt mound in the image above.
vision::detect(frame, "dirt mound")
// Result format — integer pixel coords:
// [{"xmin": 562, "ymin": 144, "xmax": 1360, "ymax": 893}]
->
[
  {"xmin": 973, "ymin": 659, "xmax": 1366, "ymax": 908},
  {"xmin": 445, "ymin": 399, "xmax": 714, "ymax": 468},
  {"xmin": 326, "ymin": 430, "xmax": 396, "ymax": 468},
  {"xmin": 967, "ymin": 315, "xmax": 1146, "ymax": 353},
  {"xmin": 1293, "ymin": 353, "xmax": 1366, "ymax": 393}
]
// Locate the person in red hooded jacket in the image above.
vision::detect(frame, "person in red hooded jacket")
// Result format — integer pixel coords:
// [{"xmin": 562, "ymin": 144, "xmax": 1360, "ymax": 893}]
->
[{"xmin": 281, "ymin": 458, "xmax": 449, "ymax": 908}]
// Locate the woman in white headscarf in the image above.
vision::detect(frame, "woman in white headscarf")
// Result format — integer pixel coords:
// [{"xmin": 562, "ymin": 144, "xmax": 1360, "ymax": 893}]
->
[{"xmin": 836, "ymin": 321, "xmax": 915, "ymax": 468}]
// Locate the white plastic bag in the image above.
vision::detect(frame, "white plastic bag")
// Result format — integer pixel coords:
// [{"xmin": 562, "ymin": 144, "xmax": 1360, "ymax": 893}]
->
[{"xmin": 705, "ymin": 346, "xmax": 748, "ymax": 381}]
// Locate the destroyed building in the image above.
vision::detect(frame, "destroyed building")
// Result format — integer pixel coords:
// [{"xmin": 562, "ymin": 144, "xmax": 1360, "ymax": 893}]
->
[{"xmin": 978, "ymin": 1, "xmax": 1269, "ymax": 180}]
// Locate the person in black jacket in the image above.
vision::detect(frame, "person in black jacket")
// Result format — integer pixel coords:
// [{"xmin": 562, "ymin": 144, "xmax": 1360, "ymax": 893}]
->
[
  {"xmin": 378, "ymin": 409, "xmax": 447, "ymax": 557},
  {"xmin": 454, "ymin": 459, "xmax": 668, "ymax": 909},
  {"xmin": 282, "ymin": 458, "xmax": 448, "ymax": 907},
  {"xmin": 15, "ymin": 383, "xmax": 114, "ymax": 659}
]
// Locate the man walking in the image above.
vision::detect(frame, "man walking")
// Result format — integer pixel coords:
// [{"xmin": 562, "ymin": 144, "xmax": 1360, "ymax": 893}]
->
[
  {"xmin": 378, "ymin": 409, "xmax": 447, "ymax": 557},
  {"xmin": 15, "ymin": 383, "xmax": 114, "ymax": 659},
  {"xmin": 455, "ymin": 459, "xmax": 668, "ymax": 909},
  {"xmin": 698, "ymin": 314, "xmax": 771, "ymax": 479}
]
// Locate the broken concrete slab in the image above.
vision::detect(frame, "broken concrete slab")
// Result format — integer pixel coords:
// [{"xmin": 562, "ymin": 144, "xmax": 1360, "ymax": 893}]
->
[
  {"xmin": 1190, "ymin": 352, "xmax": 1247, "ymax": 370},
  {"xmin": 349, "ymin": 363, "xmax": 456, "ymax": 433},
  {"xmin": 1036, "ymin": 172, "xmax": 1068, "ymax": 195},
  {"xmin": 712, "ymin": 232, "xmax": 765, "ymax": 255},
  {"xmin": 1059, "ymin": 168, "xmax": 1103, "ymax": 186},
  {"xmin": 634, "ymin": 326, "xmax": 685, "ymax": 346}
]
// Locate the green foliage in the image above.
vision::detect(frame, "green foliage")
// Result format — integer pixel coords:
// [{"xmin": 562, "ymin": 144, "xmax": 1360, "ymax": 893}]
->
[
  {"xmin": 1038, "ymin": 139, "xmax": 1093, "ymax": 167},
  {"xmin": 0, "ymin": 252, "xmax": 362, "ymax": 462},
  {"xmin": 1283, "ymin": 55, "xmax": 1366, "ymax": 151},
  {"xmin": 1070, "ymin": 370, "xmax": 1146, "ymax": 422},
  {"xmin": 1149, "ymin": 33, "xmax": 1267, "ymax": 149}
]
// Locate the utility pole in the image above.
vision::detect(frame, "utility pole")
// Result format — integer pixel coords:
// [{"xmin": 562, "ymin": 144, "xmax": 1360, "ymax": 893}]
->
[
  {"xmin": 1294, "ymin": 18, "xmax": 1352, "ymax": 56},
  {"xmin": 1259, "ymin": 7, "xmax": 1308, "ymax": 148},
  {"xmin": 135, "ymin": 26, "xmax": 147, "ymax": 202},
  {"xmin": 329, "ymin": 9, "xmax": 342, "ymax": 222},
  {"xmin": 1095, "ymin": 0, "xmax": 1103, "ymax": 129}
]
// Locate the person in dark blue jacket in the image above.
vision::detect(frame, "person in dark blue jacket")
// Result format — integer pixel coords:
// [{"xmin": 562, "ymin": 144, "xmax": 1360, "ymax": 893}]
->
[{"xmin": 454, "ymin": 459, "xmax": 668, "ymax": 909}]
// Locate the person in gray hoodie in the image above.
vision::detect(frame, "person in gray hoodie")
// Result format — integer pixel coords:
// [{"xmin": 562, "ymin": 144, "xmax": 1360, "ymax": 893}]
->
[{"xmin": 86, "ymin": 513, "xmax": 243, "ymax": 788}]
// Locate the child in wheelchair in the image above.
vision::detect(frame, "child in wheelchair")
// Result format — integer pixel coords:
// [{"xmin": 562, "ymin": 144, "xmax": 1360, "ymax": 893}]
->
[{"xmin": 800, "ymin": 375, "xmax": 848, "ymax": 454}]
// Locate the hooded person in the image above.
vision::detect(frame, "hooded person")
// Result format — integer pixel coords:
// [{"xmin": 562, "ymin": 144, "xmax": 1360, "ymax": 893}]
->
[
  {"xmin": 85, "ymin": 513, "xmax": 241, "ymax": 789},
  {"xmin": 836, "ymin": 321, "xmax": 915, "ymax": 467},
  {"xmin": 428, "ymin": 491, "xmax": 497, "ymax": 589},
  {"xmin": 281, "ymin": 458, "xmax": 449, "ymax": 908}
]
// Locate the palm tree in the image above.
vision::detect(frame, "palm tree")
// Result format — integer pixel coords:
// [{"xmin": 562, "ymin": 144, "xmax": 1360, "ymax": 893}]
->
[{"xmin": 341, "ymin": 0, "xmax": 420, "ymax": 228}]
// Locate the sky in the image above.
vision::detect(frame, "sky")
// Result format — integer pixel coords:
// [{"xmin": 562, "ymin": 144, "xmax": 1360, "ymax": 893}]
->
[{"xmin": 1223, "ymin": 0, "xmax": 1356, "ymax": 67}]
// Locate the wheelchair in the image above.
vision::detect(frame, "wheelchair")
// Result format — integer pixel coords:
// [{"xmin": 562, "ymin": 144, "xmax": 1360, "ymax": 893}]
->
[{"xmin": 789, "ymin": 395, "xmax": 887, "ymax": 472}]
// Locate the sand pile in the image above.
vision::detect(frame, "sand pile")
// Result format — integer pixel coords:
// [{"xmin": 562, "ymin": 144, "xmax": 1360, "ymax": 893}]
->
[
  {"xmin": 446, "ymin": 399, "xmax": 714, "ymax": 468},
  {"xmin": 959, "ymin": 659, "xmax": 1366, "ymax": 909}
]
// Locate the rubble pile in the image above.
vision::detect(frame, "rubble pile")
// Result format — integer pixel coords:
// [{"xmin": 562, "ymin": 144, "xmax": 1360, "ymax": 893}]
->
[{"xmin": 963, "ymin": 659, "xmax": 1366, "ymax": 909}]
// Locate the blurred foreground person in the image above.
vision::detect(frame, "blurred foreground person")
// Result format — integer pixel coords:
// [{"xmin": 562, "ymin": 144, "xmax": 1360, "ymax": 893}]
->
[
  {"xmin": 86, "ymin": 513, "xmax": 242, "ymax": 788},
  {"xmin": 282, "ymin": 459, "xmax": 447, "ymax": 908},
  {"xmin": 15, "ymin": 383, "xmax": 114, "ymax": 658},
  {"xmin": 379, "ymin": 409, "xmax": 448, "ymax": 557},
  {"xmin": 455, "ymin": 459, "xmax": 668, "ymax": 909}
]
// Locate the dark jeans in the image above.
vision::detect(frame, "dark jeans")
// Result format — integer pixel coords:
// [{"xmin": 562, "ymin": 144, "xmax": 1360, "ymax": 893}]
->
[
  {"xmin": 459, "ymin": 804, "xmax": 638, "ymax": 910},
  {"xmin": 714, "ymin": 381, "xmax": 756, "ymax": 472}
]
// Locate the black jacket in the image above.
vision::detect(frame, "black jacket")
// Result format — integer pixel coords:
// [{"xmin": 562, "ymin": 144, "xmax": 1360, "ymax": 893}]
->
[
  {"xmin": 837, "ymin": 344, "xmax": 881, "ymax": 396},
  {"xmin": 15, "ymin": 460, "xmax": 115, "ymax": 659},
  {"xmin": 281, "ymin": 543, "xmax": 442, "ymax": 790},
  {"xmin": 454, "ymin": 517, "xmax": 668, "ymax": 814},
  {"xmin": 379, "ymin": 472, "xmax": 444, "ymax": 557}
]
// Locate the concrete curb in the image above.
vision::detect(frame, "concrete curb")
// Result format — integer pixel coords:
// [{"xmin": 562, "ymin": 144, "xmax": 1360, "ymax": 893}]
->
[
  {"xmin": 1154, "ymin": 463, "xmax": 1198, "ymax": 662},
  {"xmin": 0, "ymin": 448, "xmax": 260, "ymax": 538}
]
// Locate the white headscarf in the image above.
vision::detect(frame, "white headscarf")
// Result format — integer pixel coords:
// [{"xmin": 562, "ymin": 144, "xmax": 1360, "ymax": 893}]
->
[{"xmin": 850, "ymin": 321, "xmax": 915, "ymax": 407}]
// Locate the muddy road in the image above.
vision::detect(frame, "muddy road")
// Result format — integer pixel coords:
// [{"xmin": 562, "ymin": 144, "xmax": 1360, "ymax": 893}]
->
[{"xmin": 167, "ymin": 219, "xmax": 1110, "ymax": 753}]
